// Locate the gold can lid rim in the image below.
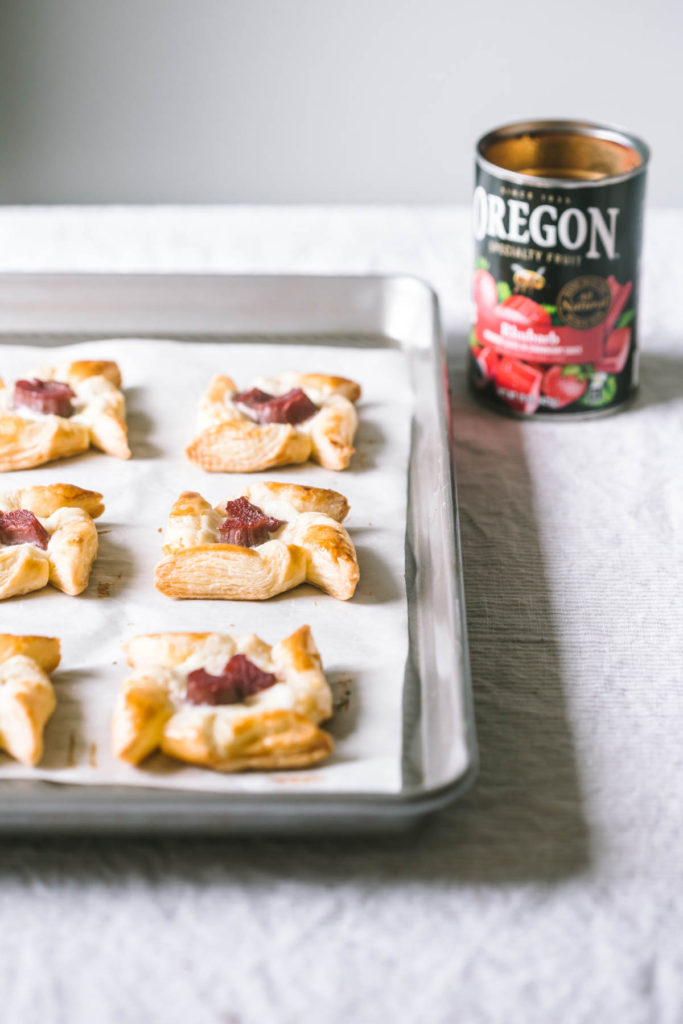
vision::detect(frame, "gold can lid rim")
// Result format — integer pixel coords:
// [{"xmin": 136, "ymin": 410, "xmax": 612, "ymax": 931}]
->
[{"xmin": 475, "ymin": 119, "xmax": 650, "ymax": 189}]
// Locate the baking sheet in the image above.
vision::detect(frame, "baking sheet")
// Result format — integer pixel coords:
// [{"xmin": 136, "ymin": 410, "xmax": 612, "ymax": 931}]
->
[{"xmin": 0, "ymin": 338, "xmax": 412, "ymax": 794}]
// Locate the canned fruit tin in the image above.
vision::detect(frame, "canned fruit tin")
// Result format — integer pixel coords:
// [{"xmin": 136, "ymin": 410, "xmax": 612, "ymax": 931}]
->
[{"xmin": 470, "ymin": 120, "xmax": 649, "ymax": 418}]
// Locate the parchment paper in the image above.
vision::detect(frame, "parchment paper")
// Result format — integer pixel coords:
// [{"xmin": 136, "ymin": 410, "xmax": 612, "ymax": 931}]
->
[{"xmin": 0, "ymin": 338, "xmax": 412, "ymax": 793}]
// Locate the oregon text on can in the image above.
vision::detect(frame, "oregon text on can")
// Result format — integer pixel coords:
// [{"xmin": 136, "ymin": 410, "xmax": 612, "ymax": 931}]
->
[{"xmin": 472, "ymin": 186, "xmax": 619, "ymax": 259}]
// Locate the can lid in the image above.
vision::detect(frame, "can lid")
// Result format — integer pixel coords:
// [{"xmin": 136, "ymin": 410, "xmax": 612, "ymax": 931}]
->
[{"xmin": 476, "ymin": 119, "xmax": 650, "ymax": 189}]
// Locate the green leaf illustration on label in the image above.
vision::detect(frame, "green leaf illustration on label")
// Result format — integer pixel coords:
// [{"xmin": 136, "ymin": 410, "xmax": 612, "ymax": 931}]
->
[
  {"xmin": 562, "ymin": 364, "xmax": 592, "ymax": 381},
  {"xmin": 580, "ymin": 374, "xmax": 617, "ymax": 408},
  {"xmin": 617, "ymin": 308, "xmax": 635, "ymax": 329},
  {"xmin": 496, "ymin": 281, "xmax": 512, "ymax": 303}
]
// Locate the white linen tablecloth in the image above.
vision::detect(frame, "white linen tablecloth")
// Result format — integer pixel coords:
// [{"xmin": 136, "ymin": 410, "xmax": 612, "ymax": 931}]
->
[{"xmin": 0, "ymin": 205, "xmax": 680, "ymax": 1024}]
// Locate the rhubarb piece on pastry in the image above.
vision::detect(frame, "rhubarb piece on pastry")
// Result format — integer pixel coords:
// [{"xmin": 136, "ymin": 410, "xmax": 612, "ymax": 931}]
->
[
  {"xmin": 0, "ymin": 635, "xmax": 59, "ymax": 765},
  {"xmin": 0, "ymin": 483, "xmax": 104, "ymax": 598},
  {"xmin": 0, "ymin": 359, "xmax": 130, "ymax": 470},
  {"xmin": 112, "ymin": 625, "xmax": 334, "ymax": 771},
  {"xmin": 185, "ymin": 372, "xmax": 360, "ymax": 472},
  {"xmin": 154, "ymin": 481, "xmax": 359, "ymax": 601}
]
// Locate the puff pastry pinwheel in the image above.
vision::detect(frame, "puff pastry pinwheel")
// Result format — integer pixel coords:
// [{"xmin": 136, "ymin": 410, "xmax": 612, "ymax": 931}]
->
[
  {"xmin": 112, "ymin": 625, "xmax": 334, "ymax": 771},
  {"xmin": 154, "ymin": 481, "xmax": 359, "ymax": 601},
  {"xmin": 0, "ymin": 359, "xmax": 130, "ymax": 470},
  {"xmin": 185, "ymin": 371, "xmax": 361, "ymax": 472},
  {"xmin": 0, "ymin": 483, "xmax": 104, "ymax": 599},
  {"xmin": 0, "ymin": 635, "xmax": 59, "ymax": 765}
]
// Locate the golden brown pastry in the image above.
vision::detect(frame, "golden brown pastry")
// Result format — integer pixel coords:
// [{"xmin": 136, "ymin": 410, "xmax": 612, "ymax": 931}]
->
[
  {"xmin": 154, "ymin": 481, "xmax": 359, "ymax": 601},
  {"xmin": 0, "ymin": 483, "xmax": 104, "ymax": 598},
  {"xmin": 0, "ymin": 635, "xmax": 59, "ymax": 765},
  {"xmin": 112, "ymin": 625, "xmax": 334, "ymax": 771},
  {"xmin": 186, "ymin": 371, "xmax": 360, "ymax": 472},
  {"xmin": 0, "ymin": 359, "xmax": 130, "ymax": 470}
]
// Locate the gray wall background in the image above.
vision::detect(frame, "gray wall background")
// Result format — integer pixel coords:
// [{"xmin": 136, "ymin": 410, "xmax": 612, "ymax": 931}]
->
[{"xmin": 0, "ymin": 0, "xmax": 681, "ymax": 206}]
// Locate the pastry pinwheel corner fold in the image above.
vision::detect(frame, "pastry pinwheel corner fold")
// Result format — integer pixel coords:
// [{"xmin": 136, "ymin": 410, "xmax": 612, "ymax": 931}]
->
[
  {"xmin": 0, "ymin": 359, "xmax": 131, "ymax": 471},
  {"xmin": 0, "ymin": 483, "xmax": 104, "ymax": 599},
  {"xmin": 185, "ymin": 371, "xmax": 361, "ymax": 472},
  {"xmin": 0, "ymin": 634, "xmax": 59, "ymax": 765},
  {"xmin": 154, "ymin": 481, "xmax": 359, "ymax": 601},
  {"xmin": 112, "ymin": 625, "xmax": 334, "ymax": 772}
]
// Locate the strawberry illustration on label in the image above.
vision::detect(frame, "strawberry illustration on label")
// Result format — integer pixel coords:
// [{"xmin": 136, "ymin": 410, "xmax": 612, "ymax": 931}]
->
[{"xmin": 541, "ymin": 366, "xmax": 587, "ymax": 409}]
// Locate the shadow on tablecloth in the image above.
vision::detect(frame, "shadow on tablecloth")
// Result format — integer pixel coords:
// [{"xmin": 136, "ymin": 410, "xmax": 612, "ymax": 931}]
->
[
  {"xmin": 0, "ymin": 353, "xmax": 591, "ymax": 887},
  {"xmin": 414, "ymin": 360, "xmax": 591, "ymax": 883}
]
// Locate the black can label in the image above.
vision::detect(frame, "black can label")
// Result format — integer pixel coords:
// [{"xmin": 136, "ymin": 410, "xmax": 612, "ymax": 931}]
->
[{"xmin": 470, "ymin": 167, "xmax": 646, "ymax": 415}]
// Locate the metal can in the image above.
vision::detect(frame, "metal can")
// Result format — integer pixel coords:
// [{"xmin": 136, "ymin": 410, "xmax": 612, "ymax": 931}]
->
[{"xmin": 470, "ymin": 120, "xmax": 649, "ymax": 417}]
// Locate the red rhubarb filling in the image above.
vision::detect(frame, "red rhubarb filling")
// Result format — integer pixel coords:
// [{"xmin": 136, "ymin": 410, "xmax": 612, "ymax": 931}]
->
[
  {"xmin": 186, "ymin": 654, "xmax": 278, "ymax": 705},
  {"xmin": 13, "ymin": 379, "xmax": 75, "ymax": 418},
  {"xmin": 234, "ymin": 386, "xmax": 318, "ymax": 425},
  {"xmin": 0, "ymin": 510, "xmax": 50, "ymax": 550},
  {"xmin": 218, "ymin": 497, "xmax": 283, "ymax": 548}
]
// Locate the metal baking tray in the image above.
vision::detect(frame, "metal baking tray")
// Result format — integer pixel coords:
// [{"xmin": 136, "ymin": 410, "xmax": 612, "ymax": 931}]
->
[{"xmin": 0, "ymin": 273, "xmax": 476, "ymax": 833}]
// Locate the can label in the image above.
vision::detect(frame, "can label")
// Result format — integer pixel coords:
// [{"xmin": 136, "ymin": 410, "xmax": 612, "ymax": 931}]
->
[{"xmin": 470, "ymin": 167, "xmax": 646, "ymax": 416}]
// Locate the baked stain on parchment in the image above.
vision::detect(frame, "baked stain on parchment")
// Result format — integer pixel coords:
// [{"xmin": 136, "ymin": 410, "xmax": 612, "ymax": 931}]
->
[{"xmin": 97, "ymin": 570, "xmax": 123, "ymax": 598}]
